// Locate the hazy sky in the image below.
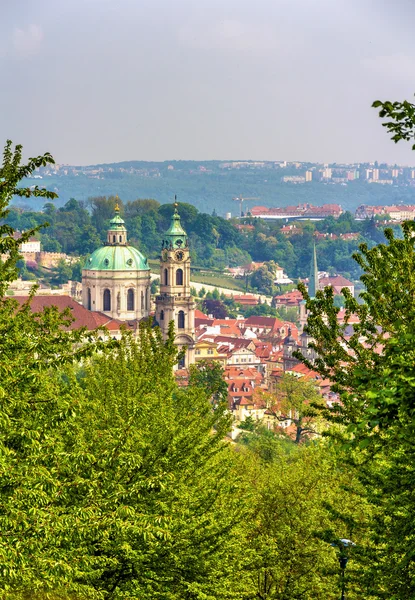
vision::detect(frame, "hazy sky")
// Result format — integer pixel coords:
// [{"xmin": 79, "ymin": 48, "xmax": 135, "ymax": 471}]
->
[{"xmin": 2, "ymin": 0, "xmax": 415, "ymax": 165}]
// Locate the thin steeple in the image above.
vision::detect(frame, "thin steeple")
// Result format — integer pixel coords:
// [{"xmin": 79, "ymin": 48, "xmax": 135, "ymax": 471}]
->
[{"xmin": 308, "ymin": 243, "xmax": 319, "ymax": 298}]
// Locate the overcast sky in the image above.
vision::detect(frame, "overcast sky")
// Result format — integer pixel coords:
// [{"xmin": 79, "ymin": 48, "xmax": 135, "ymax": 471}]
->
[{"xmin": 1, "ymin": 0, "xmax": 415, "ymax": 165}]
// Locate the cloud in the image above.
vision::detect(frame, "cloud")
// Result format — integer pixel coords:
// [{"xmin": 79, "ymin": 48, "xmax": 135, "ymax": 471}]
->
[
  {"xmin": 12, "ymin": 24, "xmax": 44, "ymax": 58},
  {"xmin": 178, "ymin": 19, "xmax": 279, "ymax": 53}
]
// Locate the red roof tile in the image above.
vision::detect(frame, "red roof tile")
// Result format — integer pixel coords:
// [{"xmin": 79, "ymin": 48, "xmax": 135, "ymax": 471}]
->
[{"xmin": 12, "ymin": 295, "xmax": 124, "ymax": 331}]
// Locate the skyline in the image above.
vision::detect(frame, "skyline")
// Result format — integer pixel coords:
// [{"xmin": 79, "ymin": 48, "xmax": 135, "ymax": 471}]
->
[{"xmin": 2, "ymin": 0, "xmax": 415, "ymax": 166}]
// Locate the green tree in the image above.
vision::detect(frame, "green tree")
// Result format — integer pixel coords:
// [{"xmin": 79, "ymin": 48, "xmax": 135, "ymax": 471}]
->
[
  {"xmin": 189, "ymin": 359, "xmax": 228, "ymax": 405},
  {"xmin": 298, "ymin": 221, "xmax": 415, "ymax": 597},
  {"xmin": 275, "ymin": 374, "xmax": 324, "ymax": 444},
  {"xmin": 50, "ymin": 258, "xmax": 73, "ymax": 285},
  {"xmin": 202, "ymin": 298, "xmax": 228, "ymax": 318},
  {"xmin": 241, "ymin": 441, "xmax": 371, "ymax": 600},
  {"xmin": 0, "ymin": 141, "xmax": 249, "ymax": 599},
  {"xmin": 250, "ymin": 264, "xmax": 275, "ymax": 296}
]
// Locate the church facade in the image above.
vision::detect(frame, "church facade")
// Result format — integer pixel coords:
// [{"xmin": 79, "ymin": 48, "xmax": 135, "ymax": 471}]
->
[
  {"xmin": 82, "ymin": 205, "xmax": 151, "ymax": 321},
  {"xmin": 81, "ymin": 202, "xmax": 196, "ymax": 366}
]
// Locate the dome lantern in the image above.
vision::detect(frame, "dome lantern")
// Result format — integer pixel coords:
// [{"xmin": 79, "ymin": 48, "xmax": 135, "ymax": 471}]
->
[{"xmin": 107, "ymin": 198, "xmax": 127, "ymax": 245}]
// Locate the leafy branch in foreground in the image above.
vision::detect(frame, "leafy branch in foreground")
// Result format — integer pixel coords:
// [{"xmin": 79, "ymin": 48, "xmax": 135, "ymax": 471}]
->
[
  {"xmin": 0, "ymin": 140, "xmax": 57, "ymax": 291},
  {"xmin": 372, "ymin": 96, "xmax": 415, "ymax": 150}
]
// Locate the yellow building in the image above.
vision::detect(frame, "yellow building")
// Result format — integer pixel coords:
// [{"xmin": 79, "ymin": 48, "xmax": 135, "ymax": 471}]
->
[{"xmin": 195, "ymin": 340, "xmax": 228, "ymax": 366}]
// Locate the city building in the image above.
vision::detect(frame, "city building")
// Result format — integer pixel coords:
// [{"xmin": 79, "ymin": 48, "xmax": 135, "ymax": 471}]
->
[
  {"xmin": 155, "ymin": 204, "xmax": 196, "ymax": 368},
  {"xmin": 82, "ymin": 203, "xmax": 151, "ymax": 320}
]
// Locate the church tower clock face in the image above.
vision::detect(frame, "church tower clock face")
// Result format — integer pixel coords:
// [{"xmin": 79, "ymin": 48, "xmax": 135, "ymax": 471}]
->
[{"xmin": 175, "ymin": 250, "xmax": 184, "ymax": 261}]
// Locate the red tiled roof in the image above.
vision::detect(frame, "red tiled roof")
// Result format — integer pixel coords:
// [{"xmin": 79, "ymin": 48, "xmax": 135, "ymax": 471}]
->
[
  {"xmin": 254, "ymin": 342, "xmax": 273, "ymax": 359},
  {"xmin": 224, "ymin": 367, "xmax": 263, "ymax": 382},
  {"xmin": 319, "ymin": 275, "xmax": 354, "ymax": 288},
  {"xmin": 195, "ymin": 317, "xmax": 214, "ymax": 328},
  {"xmin": 336, "ymin": 310, "xmax": 360, "ymax": 324},
  {"xmin": 243, "ymin": 316, "xmax": 285, "ymax": 329},
  {"xmin": 290, "ymin": 363, "xmax": 321, "ymax": 378},
  {"xmin": 12, "ymin": 295, "xmax": 124, "ymax": 331},
  {"xmin": 213, "ymin": 335, "xmax": 254, "ymax": 348},
  {"xmin": 233, "ymin": 295, "xmax": 259, "ymax": 306}
]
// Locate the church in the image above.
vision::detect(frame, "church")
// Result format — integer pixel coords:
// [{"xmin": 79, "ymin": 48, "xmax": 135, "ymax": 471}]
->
[{"xmin": 81, "ymin": 202, "xmax": 195, "ymax": 367}]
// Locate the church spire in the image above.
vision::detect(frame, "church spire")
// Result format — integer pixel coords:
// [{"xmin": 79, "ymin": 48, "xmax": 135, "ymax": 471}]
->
[
  {"xmin": 308, "ymin": 242, "xmax": 319, "ymax": 298},
  {"xmin": 163, "ymin": 196, "xmax": 188, "ymax": 249}
]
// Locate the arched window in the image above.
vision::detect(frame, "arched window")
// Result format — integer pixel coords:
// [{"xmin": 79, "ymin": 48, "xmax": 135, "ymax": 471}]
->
[
  {"xmin": 127, "ymin": 288, "xmax": 134, "ymax": 311},
  {"xmin": 119, "ymin": 235, "xmax": 122, "ymax": 243},
  {"xmin": 178, "ymin": 310, "xmax": 185, "ymax": 329},
  {"xmin": 176, "ymin": 268, "xmax": 183, "ymax": 285},
  {"xmin": 103, "ymin": 289, "xmax": 111, "ymax": 311},
  {"xmin": 164, "ymin": 268, "xmax": 168, "ymax": 285},
  {"xmin": 160, "ymin": 310, "xmax": 164, "ymax": 321},
  {"xmin": 113, "ymin": 235, "xmax": 116, "ymax": 243},
  {"xmin": 87, "ymin": 288, "xmax": 91, "ymax": 310},
  {"xmin": 141, "ymin": 291, "xmax": 144, "ymax": 309}
]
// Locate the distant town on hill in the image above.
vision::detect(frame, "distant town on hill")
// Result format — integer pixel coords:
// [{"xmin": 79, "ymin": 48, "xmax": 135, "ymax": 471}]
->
[{"xmin": 20, "ymin": 159, "xmax": 415, "ymax": 216}]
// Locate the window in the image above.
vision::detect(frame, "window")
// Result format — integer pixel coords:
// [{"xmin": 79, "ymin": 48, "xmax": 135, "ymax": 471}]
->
[
  {"xmin": 103, "ymin": 289, "xmax": 111, "ymax": 311},
  {"xmin": 87, "ymin": 288, "xmax": 91, "ymax": 310},
  {"xmin": 127, "ymin": 288, "xmax": 134, "ymax": 311},
  {"xmin": 119, "ymin": 235, "xmax": 122, "ymax": 242},
  {"xmin": 178, "ymin": 310, "xmax": 185, "ymax": 329},
  {"xmin": 141, "ymin": 291, "xmax": 144, "ymax": 309},
  {"xmin": 113, "ymin": 235, "xmax": 116, "ymax": 243},
  {"xmin": 207, "ymin": 348, "xmax": 213, "ymax": 355},
  {"xmin": 145, "ymin": 288, "xmax": 148, "ymax": 310},
  {"xmin": 160, "ymin": 309, "xmax": 164, "ymax": 320},
  {"xmin": 176, "ymin": 268, "xmax": 183, "ymax": 285},
  {"xmin": 164, "ymin": 268, "xmax": 168, "ymax": 285},
  {"xmin": 178, "ymin": 355, "xmax": 186, "ymax": 368}
]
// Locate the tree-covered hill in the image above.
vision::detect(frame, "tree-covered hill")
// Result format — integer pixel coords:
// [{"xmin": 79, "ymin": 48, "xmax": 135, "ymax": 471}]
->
[
  {"xmin": 19, "ymin": 159, "xmax": 415, "ymax": 216},
  {"xmin": 4, "ymin": 196, "xmax": 387, "ymax": 285}
]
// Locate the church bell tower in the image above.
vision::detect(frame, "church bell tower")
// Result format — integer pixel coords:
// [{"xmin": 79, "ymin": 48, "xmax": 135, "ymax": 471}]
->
[{"xmin": 155, "ymin": 202, "xmax": 195, "ymax": 367}]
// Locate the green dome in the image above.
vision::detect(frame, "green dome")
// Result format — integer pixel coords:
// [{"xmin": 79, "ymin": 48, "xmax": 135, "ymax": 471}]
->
[{"xmin": 85, "ymin": 245, "xmax": 150, "ymax": 271}]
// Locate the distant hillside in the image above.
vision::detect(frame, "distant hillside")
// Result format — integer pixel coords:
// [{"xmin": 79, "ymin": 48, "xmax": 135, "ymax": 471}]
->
[{"xmin": 19, "ymin": 160, "xmax": 415, "ymax": 215}]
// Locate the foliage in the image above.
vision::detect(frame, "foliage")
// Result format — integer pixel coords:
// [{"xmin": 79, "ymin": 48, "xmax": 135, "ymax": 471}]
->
[
  {"xmin": 0, "ymin": 140, "xmax": 57, "ymax": 292},
  {"xmin": 202, "ymin": 298, "xmax": 228, "ymax": 319},
  {"xmin": 298, "ymin": 221, "xmax": 415, "ymax": 597},
  {"xmin": 0, "ymin": 141, "xmax": 249, "ymax": 599},
  {"xmin": 250, "ymin": 262, "xmax": 276, "ymax": 296},
  {"xmin": 4, "ymin": 193, "xmax": 381, "ymax": 287},
  {"xmin": 240, "ymin": 440, "xmax": 372, "ymax": 599},
  {"xmin": 189, "ymin": 359, "xmax": 229, "ymax": 405},
  {"xmin": 373, "ymin": 96, "xmax": 415, "ymax": 149},
  {"xmin": 275, "ymin": 374, "xmax": 325, "ymax": 444},
  {"xmin": 237, "ymin": 415, "xmax": 257, "ymax": 431}
]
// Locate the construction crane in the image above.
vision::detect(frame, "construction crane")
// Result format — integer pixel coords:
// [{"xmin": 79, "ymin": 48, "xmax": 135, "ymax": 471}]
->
[{"xmin": 232, "ymin": 196, "xmax": 260, "ymax": 218}]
